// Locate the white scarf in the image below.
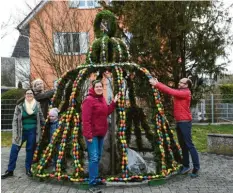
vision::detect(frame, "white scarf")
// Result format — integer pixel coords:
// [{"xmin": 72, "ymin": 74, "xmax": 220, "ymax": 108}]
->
[{"xmin": 24, "ymin": 99, "xmax": 36, "ymax": 115}]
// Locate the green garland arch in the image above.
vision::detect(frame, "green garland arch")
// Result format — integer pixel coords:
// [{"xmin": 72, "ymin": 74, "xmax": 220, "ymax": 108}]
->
[{"xmin": 31, "ymin": 10, "xmax": 183, "ymax": 184}]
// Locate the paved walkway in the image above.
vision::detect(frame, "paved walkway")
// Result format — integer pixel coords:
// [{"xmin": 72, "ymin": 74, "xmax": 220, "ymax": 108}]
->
[{"xmin": 1, "ymin": 147, "xmax": 233, "ymax": 193}]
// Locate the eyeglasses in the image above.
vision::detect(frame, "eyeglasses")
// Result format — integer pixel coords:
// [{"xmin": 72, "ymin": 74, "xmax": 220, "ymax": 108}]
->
[
  {"xmin": 26, "ymin": 93, "xmax": 33, "ymax": 95},
  {"xmin": 179, "ymin": 81, "xmax": 187, "ymax": 84}
]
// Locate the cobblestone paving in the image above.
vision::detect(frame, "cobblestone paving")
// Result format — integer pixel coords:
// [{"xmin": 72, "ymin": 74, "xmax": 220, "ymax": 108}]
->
[{"xmin": 1, "ymin": 148, "xmax": 233, "ymax": 193}]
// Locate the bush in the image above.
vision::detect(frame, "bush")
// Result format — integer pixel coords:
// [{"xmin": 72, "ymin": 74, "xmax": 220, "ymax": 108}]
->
[
  {"xmin": 219, "ymin": 84, "xmax": 233, "ymax": 103},
  {"xmin": 1, "ymin": 88, "xmax": 25, "ymax": 100}
]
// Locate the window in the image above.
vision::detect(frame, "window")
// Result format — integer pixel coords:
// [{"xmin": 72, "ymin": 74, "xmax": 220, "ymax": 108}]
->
[
  {"xmin": 69, "ymin": 0, "xmax": 101, "ymax": 9},
  {"xmin": 53, "ymin": 32, "xmax": 89, "ymax": 55}
]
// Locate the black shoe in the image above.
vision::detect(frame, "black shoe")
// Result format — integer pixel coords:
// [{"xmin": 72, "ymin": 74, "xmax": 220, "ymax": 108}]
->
[
  {"xmin": 1, "ymin": 170, "xmax": 14, "ymax": 179},
  {"xmin": 26, "ymin": 169, "xmax": 33, "ymax": 177}
]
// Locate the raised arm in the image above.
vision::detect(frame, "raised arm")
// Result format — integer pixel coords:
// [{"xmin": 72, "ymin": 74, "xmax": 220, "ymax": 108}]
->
[
  {"xmin": 107, "ymin": 101, "xmax": 116, "ymax": 115},
  {"xmin": 155, "ymin": 82, "xmax": 190, "ymax": 98},
  {"xmin": 107, "ymin": 94, "xmax": 119, "ymax": 115}
]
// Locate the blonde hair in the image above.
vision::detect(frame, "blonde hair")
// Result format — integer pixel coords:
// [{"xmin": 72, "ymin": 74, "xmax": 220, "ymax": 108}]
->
[{"xmin": 32, "ymin": 79, "xmax": 44, "ymax": 90}]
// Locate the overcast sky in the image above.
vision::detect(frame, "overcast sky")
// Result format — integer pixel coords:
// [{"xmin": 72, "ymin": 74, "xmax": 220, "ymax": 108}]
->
[
  {"xmin": 0, "ymin": 0, "xmax": 40, "ymax": 56},
  {"xmin": 0, "ymin": 0, "xmax": 233, "ymax": 73}
]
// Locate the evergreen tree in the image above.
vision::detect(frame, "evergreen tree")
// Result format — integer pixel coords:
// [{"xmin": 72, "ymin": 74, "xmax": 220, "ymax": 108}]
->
[{"xmin": 103, "ymin": 1, "xmax": 233, "ymax": 105}]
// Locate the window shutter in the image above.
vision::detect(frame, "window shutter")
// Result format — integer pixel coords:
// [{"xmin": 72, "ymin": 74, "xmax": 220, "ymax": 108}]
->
[
  {"xmin": 72, "ymin": 33, "xmax": 80, "ymax": 53},
  {"xmin": 64, "ymin": 33, "xmax": 72, "ymax": 53},
  {"xmin": 80, "ymin": 32, "xmax": 88, "ymax": 54},
  {"xmin": 54, "ymin": 33, "xmax": 64, "ymax": 54},
  {"xmin": 54, "ymin": 33, "xmax": 60, "ymax": 54}
]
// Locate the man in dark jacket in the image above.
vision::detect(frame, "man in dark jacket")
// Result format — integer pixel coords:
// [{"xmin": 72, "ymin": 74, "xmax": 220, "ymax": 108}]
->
[{"xmin": 149, "ymin": 77, "xmax": 200, "ymax": 178}]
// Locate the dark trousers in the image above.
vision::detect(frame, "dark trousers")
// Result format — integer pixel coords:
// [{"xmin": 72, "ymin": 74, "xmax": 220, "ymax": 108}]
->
[
  {"xmin": 8, "ymin": 129, "xmax": 36, "ymax": 171},
  {"xmin": 176, "ymin": 122, "xmax": 200, "ymax": 170}
]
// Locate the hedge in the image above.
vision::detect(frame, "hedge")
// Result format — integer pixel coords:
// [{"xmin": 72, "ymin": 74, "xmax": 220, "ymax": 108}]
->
[
  {"xmin": 219, "ymin": 84, "xmax": 233, "ymax": 103},
  {"xmin": 1, "ymin": 89, "xmax": 25, "ymax": 100}
]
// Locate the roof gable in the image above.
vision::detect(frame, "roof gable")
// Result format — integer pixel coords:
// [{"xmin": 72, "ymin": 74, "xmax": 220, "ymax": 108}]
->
[
  {"xmin": 12, "ymin": 35, "xmax": 29, "ymax": 58},
  {"xmin": 17, "ymin": 0, "xmax": 49, "ymax": 31}
]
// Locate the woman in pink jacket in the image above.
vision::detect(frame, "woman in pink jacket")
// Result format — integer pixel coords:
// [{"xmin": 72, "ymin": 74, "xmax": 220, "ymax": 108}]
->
[
  {"xmin": 82, "ymin": 80, "xmax": 118, "ymax": 191},
  {"xmin": 150, "ymin": 77, "xmax": 200, "ymax": 178}
]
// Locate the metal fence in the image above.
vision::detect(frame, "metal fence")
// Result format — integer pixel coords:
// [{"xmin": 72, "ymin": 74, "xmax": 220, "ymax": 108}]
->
[
  {"xmin": 1, "ymin": 99, "xmax": 17, "ymax": 130},
  {"xmin": 1, "ymin": 95, "xmax": 233, "ymax": 130},
  {"xmin": 191, "ymin": 94, "xmax": 233, "ymax": 124}
]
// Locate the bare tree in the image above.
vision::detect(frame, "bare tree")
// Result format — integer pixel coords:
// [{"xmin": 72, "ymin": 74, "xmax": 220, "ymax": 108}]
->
[
  {"xmin": 1, "ymin": 15, "xmax": 13, "ymax": 39},
  {"xmin": 25, "ymin": 1, "xmax": 100, "ymax": 87},
  {"xmin": 1, "ymin": 57, "xmax": 15, "ymax": 86},
  {"xmin": 15, "ymin": 58, "xmax": 31, "ymax": 88}
]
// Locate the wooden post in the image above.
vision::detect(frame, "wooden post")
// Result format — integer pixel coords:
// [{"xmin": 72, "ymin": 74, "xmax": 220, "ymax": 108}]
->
[{"xmin": 111, "ymin": 110, "xmax": 116, "ymax": 175}]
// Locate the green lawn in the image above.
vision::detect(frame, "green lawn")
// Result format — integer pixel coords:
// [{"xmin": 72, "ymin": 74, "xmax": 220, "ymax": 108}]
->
[
  {"xmin": 1, "ymin": 131, "xmax": 26, "ymax": 148},
  {"xmin": 192, "ymin": 124, "xmax": 233, "ymax": 152},
  {"xmin": 1, "ymin": 131, "xmax": 12, "ymax": 147},
  {"xmin": 1, "ymin": 125, "xmax": 232, "ymax": 152}
]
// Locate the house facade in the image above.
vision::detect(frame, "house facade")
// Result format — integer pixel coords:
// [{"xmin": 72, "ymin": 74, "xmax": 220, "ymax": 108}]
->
[
  {"xmin": 11, "ymin": 33, "xmax": 30, "ymax": 88},
  {"xmin": 17, "ymin": 0, "xmax": 102, "ymax": 89}
]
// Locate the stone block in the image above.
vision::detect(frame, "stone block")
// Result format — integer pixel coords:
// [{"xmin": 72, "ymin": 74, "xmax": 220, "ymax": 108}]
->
[{"xmin": 207, "ymin": 134, "xmax": 233, "ymax": 155}]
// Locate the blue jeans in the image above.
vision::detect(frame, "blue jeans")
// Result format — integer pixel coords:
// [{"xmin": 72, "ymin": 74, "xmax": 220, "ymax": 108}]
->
[
  {"xmin": 8, "ymin": 129, "xmax": 36, "ymax": 172},
  {"xmin": 86, "ymin": 136, "xmax": 104, "ymax": 186},
  {"xmin": 176, "ymin": 122, "xmax": 200, "ymax": 170}
]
